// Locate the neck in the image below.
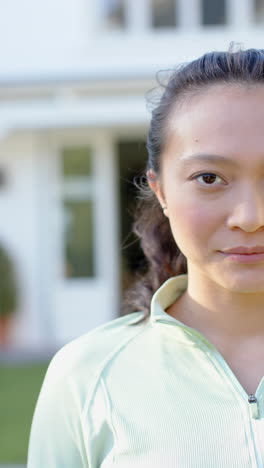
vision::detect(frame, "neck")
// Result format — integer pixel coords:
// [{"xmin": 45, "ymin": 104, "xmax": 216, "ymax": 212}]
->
[{"xmin": 173, "ymin": 267, "xmax": 264, "ymax": 341}]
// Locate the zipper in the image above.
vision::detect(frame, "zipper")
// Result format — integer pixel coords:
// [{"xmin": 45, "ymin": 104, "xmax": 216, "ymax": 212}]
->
[
  {"xmin": 155, "ymin": 318, "xmax": 264, "ymax": 465},
  {"xmin": 248, "ymin": 394, "xmax": 260, "ymax": 419},
  {"xmin": 155, "ymin": 317, "xmax": 263, "ymax": 417},
  {"xmin": 247, "ymin": 395, "xmax": 263, "ymax": 467}
]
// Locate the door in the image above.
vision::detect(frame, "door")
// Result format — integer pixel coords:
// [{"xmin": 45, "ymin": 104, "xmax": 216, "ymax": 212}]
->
[
  {"xmin": 117, "ymin": 138, "xmax": 148, "ymax": 312},
  {"xmin": 48, "ymin": 132, "xmax": 119, "ymax": 345}
]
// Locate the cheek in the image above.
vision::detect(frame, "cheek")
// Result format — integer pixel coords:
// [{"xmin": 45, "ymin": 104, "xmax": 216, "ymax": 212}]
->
[{"xmin": 168, "ymin": 199, "xmax": 220, "ymax": 254}]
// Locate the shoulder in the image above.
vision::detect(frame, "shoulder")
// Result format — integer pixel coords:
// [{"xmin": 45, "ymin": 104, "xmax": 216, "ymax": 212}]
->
[
  {"xmin": 45, "ymin": 312, "xmax": 148, "ymax": 390},
  {"xmin": 28, "ymin": 312, "xmax": 150, "ymax": 467}
]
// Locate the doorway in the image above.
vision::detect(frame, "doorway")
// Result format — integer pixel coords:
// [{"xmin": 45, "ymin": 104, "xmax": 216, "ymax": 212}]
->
[{"xmin": 117, "ymin": 139, "xmax": 148, "ymax": 305}]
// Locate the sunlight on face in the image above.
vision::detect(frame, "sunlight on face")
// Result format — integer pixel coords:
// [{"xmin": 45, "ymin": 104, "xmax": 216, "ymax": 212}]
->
[{"xmin": 151, "ymin": 84, "xmax": 264, "ymax": 292}]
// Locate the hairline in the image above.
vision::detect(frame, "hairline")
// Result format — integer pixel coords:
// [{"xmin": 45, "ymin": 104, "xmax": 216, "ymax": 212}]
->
[{"xmin": 156, "ymin": 79, "xmax": 264, "ymax": 180}]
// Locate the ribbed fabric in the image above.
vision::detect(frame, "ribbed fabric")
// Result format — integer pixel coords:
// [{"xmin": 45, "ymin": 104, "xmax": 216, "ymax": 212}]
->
[{"xmin": 27, "ymin": 274, "xmax": 264, "ymax": 467}]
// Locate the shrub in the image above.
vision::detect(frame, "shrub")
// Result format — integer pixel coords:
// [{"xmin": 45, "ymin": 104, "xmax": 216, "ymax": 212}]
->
[{"xmin": 0, "ymin": 245, "xmax": 18, "ymax": 317}]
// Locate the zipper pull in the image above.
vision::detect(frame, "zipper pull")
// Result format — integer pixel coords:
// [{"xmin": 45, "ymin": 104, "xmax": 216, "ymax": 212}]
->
[{"xmin": 248, "ymin": 394, "xmax": 259, "ymax": 419}]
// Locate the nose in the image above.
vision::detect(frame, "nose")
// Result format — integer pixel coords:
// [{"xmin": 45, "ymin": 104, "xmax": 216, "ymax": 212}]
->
[{"xmin": 227, "ymin": 184, "xmax": 264, "ymax": 232}]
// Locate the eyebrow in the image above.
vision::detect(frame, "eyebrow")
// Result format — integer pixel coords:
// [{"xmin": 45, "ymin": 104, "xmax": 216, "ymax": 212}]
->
[{"xmin": 178, "ymin": 153, "xmax": 240, "ymax": 167}]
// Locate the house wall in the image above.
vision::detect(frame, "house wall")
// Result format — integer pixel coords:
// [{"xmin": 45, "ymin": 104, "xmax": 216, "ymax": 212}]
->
[
  {"xmin": 0, "ymin": 132, "xmax": 46, "ymax": 348},
  {"xmin": 0, "ymin": 0, "xmax": 262, "ymax": 82}
]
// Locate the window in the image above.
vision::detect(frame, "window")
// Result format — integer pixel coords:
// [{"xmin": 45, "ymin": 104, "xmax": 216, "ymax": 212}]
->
[
  {"xmin": 255, "ymin": 0, "xmax": 264, "ymax": 23},
  {"xmin": 202, "ymin": 0, "xmax": 226, "ymax": 25},
  {"xmin": 61, "ymin": 147, "xmax": 95, "ymax": 278},
  {"xmin": 101, "ymin": 0, "xmax": 126, "ymax": 30},
  {"xmin": 62, "ymin": 147, "xmax": 92, "ymax": 176},
  {"xmin": 152, "ymin": 0, "xmax": 178, "ymax": 27},
  {"xmin": 63, "ymin": 200, "xmax": 94, "ymax": 278}
]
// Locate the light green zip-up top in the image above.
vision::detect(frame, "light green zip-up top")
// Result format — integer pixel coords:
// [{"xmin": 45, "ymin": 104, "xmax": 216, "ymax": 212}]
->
[{"xmin": 28, "ymin": 274, "xmax": 264, "ymax": 467}]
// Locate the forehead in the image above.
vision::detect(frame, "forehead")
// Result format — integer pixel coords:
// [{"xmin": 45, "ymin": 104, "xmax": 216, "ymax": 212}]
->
[{"xmin": 166, "ymin": 83, "xmax": 264, "ymax": 163}]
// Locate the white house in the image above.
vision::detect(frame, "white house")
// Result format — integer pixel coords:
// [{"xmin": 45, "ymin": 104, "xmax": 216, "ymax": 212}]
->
[{"xmin": 0, "ymin": 0, "xmax": 263, "ymax": 350}]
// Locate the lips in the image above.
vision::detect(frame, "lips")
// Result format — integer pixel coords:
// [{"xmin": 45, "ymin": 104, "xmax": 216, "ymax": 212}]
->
[{"xmin": 221, "ymin": 246, "xmax": 264, "ymax": 254}]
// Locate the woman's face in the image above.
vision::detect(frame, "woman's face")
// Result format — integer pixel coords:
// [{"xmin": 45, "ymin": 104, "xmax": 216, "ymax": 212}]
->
[{"xmin": 149, "ymin": 84, "xmax": 264, "ymax": 293}]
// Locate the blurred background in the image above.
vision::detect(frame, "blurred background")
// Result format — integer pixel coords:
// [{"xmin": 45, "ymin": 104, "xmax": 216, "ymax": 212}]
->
[{"xmin": 0, "ymin": 0, "xmax": 263, "ymax": 465}]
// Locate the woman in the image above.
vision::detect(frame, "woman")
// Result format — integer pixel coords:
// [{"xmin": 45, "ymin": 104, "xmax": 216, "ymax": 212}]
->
[{"xmin": 28, "ymin": 47, "xmax": 264, "ymax": 467}]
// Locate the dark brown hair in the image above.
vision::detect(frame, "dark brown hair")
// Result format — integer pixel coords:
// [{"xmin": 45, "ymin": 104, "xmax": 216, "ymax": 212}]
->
[{"xmin": 124, "ymin": 45, "xmax": 264, "ymax": 323}]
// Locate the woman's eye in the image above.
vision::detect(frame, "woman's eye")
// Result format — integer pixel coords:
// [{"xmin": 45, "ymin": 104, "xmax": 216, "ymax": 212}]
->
[{"xmin": 193, "ymin": 172, "xmax": 224, "ymax": 186}]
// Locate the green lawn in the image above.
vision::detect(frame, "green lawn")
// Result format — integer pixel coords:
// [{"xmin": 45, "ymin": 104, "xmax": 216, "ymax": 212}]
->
[{"xmin": 0, "ymin": 362, "xmax": 50, "ymax": 463}]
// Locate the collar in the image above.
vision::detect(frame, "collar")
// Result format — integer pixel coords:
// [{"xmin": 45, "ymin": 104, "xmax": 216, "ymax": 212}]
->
[
  {"xmin": 149, "ymin": 274, "xmax": 222, "ymax": 351},
  {"xmin": 150, "ymin": 274, "xmax": 188, "ymax": 325},
  {"xmin": 149, "ymin": 274, "xmax": 217, "ymax": 350}
]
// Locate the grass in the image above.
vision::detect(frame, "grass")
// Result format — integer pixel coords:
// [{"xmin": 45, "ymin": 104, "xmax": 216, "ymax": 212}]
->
[{"xmin": 0, "ymin": 362, "xmax": 50, "ymax": 463}]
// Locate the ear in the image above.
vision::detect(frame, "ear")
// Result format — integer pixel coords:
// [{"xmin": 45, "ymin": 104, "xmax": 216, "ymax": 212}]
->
[{"xmin": 147, "ymin": 169, "xmax": 168, "ymax": 215}]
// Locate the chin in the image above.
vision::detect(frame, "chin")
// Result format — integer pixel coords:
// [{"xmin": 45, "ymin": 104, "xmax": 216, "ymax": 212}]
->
[{"xmin": 215, "ymin": 270, "xmax": 264, "ymax": 293}]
